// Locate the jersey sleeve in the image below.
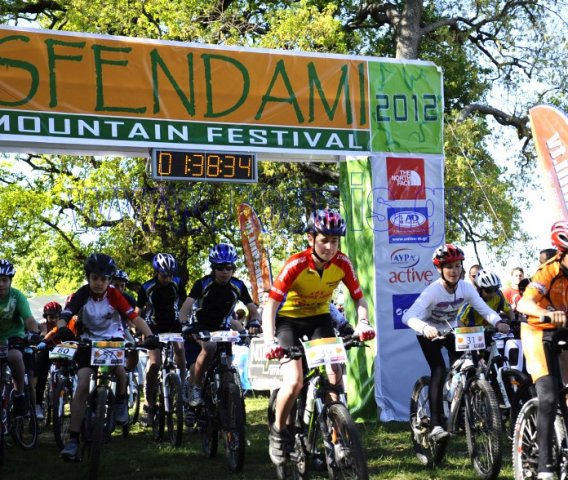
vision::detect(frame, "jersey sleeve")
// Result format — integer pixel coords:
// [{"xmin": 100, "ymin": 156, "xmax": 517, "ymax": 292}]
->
[
  {"xmin": 15, "ymin": 290, "xmax": 33, "ymax": 320},
  {"xmin": 238, "ymin": 282, "xmax": 254, "ymax": 305},
  {"xmin": 335, "ymin": 254, "xmax": 363, "ymax": 301},
  {"xmin": 269, "ymin": 253, "xmax": 307, "ymax": 302},
  {"xmin": 109, "ymin": 288, "xmax": 138, "ymax": 321},
  {"xmin": 188, "ymin": 280, "xmax": 203, "ymax": 300},
  {"xmin": 402, "ymin": 286, "xmax": 434, "ymax": 333},
  {"xmin": 464, "ymin": 284, "xmax": 501, "ymax": 326}
]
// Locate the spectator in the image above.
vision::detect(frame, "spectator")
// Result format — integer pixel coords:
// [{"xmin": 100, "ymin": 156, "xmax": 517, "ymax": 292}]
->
[
  {"xmin": 503, "ymin": 267, "xmax": 525, "ymax": 312},
  {"xmin": 468, "ymin": 264, "xmax": 483, "ymax": 284}
]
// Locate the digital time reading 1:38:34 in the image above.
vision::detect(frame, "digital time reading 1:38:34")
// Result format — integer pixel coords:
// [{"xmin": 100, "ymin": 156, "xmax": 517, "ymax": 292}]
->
[{"xmin": 151, "ymin": 149, "xmax": 258, "ymax": 183}]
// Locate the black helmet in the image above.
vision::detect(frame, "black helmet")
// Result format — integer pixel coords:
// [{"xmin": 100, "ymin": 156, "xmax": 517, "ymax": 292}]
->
[{"xmin": 84, "ymin": 253, "xmax": 116, "ymax": 278}]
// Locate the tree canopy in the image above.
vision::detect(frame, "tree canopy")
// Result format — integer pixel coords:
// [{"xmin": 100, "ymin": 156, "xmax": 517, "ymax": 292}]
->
[{"xmin": 0, "ymin": 0, "xmax": 566, "ymax": 293}]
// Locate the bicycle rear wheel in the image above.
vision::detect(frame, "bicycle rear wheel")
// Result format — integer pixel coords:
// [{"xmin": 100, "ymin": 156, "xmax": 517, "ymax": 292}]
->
[
  {"xmin": 88, "ymin": 388, "xmax": 108, "ymax": 480},
  {"xmin": 465, "ymin": 378, "xmax": 503, "ymax": 480},
  {"xmin": 409, "ymin": 376, "xmax": 447, "ymax": 467},
  {"xmin": 165, "ymin": 373, "xmax": 183, "ymax": 447},
  {"xmin": 52, "ymin": 378, "xmax": 73, "ymax": 450},
  {"xmin": 11, "ymin": 385, "xmax": 38, "ymax": 449},
  {"xmin": 220, "ymin": 380, "xmax": 246, "ymax": 472}
]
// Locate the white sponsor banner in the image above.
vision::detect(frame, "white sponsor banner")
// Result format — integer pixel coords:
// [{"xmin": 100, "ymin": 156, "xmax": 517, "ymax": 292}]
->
[{"xmin": 370, "ymin": 153, "xmax": 445, "ymax": 420}]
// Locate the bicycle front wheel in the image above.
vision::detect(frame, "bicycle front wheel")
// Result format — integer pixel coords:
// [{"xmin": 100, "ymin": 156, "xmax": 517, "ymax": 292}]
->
[
  {"xmin": 88, "ymin": 388, "xmax": 108, "ymax": 480},
  {"xmin": 220, "ymin": 380, "xmax": 246, "ymax": 473},
  {"xmin": 52, "ymin": 378, "xmax": 73, "ymax": 450},
  {"xmin": 128, "ymin": 372, "xmax": 141, "ymax": 425},
  {"xmin": 11, "ymin": 386, "xmax": 38, "ymax": 449},
  {"xmin": 199, "ymin": 380, "xmax": 218, "ymax": 458},
  {"xmin": 465, "ymin": 378, "xmax": 503, "ymax": 480},
  {"xmin": 165, "ymin": 373, "xmax": 183, "ymax": 447},
  {"xmin": 512, "ymin": 398, "xmax": 566, "ymax": 479},
  {"xmin": 409, "ymin": 376, "xmax": 447, "ymax": 467},
  {"xmin": 321, "ymin": 402, "xmax": 368, "ymax": 480}
]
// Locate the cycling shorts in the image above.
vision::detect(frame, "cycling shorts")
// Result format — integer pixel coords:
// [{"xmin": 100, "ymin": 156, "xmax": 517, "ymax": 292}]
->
[
  {"xmin": 150, "ymin": 321, "xmax": 182, "ymax": 335},
  {"xmin": 521, "ymin": 323, "xmax": 568, "ymax": 383},
  {"xmin": 275, "ymin": 314, "xmax": 335, "ymax": 348}
]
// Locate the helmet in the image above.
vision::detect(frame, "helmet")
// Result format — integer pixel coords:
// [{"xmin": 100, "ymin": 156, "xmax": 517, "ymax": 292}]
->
[
  {"xmin": 84, "ymin": 253, "xmax": 116, "ymax": 278},
  {"xmin": 551, "ymin": 221, "xmax": 568, "ymax": 252},
  {"xmin": 474, "ymin": 270, "xmax": 501, "ymax": 289},
  {"xmin": 209, "ymin": 243, "xmax": 238, "ymax": 266},
  {"xmin": 432, "ymin": 244, "xmax": 465, "ymax": 267},
  {"xmin": 152, "ymin": 253, "xmax": 177, "ymax": 275},
  {"xmin": 43, "ymin": 301, "xmax": 62, "ymax": 318},
  {"xmin": 0, "ymin": 260, "xmax": 16, "ymax": 277},
  {"xmin": 307, "ymin": 208, "xmax": 346, "ymax": 236},
  {"xmin": 113, "ymin": 269, "xmax": 129, "ymax": 282}
]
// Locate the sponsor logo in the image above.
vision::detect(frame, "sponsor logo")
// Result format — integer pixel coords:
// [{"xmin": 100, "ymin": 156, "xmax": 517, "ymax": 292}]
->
[
  {"xmin": 390, "ymin": 248, "xmax": 420, "ymax": 268},
  {"xmin": 386, "ymin": 157, "xmax": 426, "ymax": 200},
  {"xmin": 392, "ymin": 293, "xmax": 420, "ymax": 330},
  {"xmin": 388, "ymin": 268, "xmax": 434, "ymax": 286},
  {"xmin": 387, "ymin": 207, "xmax": 429, "ymax": 244}
]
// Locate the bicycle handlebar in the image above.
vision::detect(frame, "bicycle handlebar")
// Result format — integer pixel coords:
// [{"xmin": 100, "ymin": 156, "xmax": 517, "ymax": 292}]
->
[{"xmin": 279, "ymin": 334, "xmax": 367, "ymax": 360}]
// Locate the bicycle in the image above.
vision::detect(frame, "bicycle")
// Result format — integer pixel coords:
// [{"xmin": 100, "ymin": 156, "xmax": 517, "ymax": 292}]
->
[
  {"xmin": 147, "ymin": 332, "xmax": 184, "ymax": 447},
  {"xmin": 0, "ymin": 338, "xmax": 39, "ymax": 466},
  {"xmin": 479, "ymin": 330, "xmax": 534, "ymax": 438},
  {"xmin": 409, "ymin": 325, "xmax": 503, "ymax": 480},
  {"xmin": 191, "ymin": 329, "xmax": 250, "ymax": 473},
  {"xmin": 126, "ymin": 368, "xmax": 141, "ymax": 426},
  {"xmin": 49, "ymin": 341, "xmax": 78, "ymax": 450},
  {"xmin": 268, "ymin": 334, "xmax": 369, "ymax": 480},
  {"xmin": 512, "ymin": 319, "xmax": 568, "ymax": 479}
]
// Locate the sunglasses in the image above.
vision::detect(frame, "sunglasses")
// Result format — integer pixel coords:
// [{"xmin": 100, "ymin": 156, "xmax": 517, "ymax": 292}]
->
[
  {"xmin": 482, "ymin": 287, "xmax": 499, "ymax": 294},
  {"xmin": 215, "ymin": 265, "xmax": 235, "ymax": 272}
]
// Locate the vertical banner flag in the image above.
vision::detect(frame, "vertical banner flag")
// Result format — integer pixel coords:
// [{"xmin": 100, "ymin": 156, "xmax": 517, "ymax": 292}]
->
[
  {"xmin": 340, "ymin": 61, "xmax": 444, "ymax": 421},
  {"xmin": 238, "ymin": 203, "xmax": 273, "ymax": 306},
  {"xmin": 529, "ymin": 105, "xmax": 568, "ymax": 220}
]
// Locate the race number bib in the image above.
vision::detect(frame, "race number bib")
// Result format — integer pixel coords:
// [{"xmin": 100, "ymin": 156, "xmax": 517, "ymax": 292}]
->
[
  {"xmin": 209, "ymin": 330, "xmax": 240, "ymax": 343},
  {"xmin": 301, "ymin": 337, "xmax": 348, "ymax": 369},
  {"xmin": 90, "ymin": 341, "xmax": 126, "ymax": 366},
  {"xmin": 49, "ymin": 342, "xmax": 78, "ymax": 360},
  {"xmin": 454, "ymin": 326, "xmax": 485, "ymax": 352},
  {"xmin": 158, "ymin": 333, "xmax": 184, "ymax": 343}
]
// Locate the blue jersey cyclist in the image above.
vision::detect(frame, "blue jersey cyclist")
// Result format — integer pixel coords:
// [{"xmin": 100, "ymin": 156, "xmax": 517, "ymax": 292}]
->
[
  {"xmin": 0, "ymin": 259, "xmax": 40, "ymax": 418},
  {"xmin": 138, "ymin": 253, "xmax": 188, "ymax": 415},
  {"xmin": 59, "ymin": 253, "xmax": 158, "ymax": 461},
  {"xmin": 179, "ymin": 243, "xmax": 261, "ymax": 407}
]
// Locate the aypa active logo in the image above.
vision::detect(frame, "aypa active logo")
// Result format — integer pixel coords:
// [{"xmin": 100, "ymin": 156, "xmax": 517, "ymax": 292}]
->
[
  {"xmin": 387, "ymin": 207, "xmax": 429, "ymax": 244},
  {"xmin": 389, "ymin": 249, "xmax": 433, "ymax": 285},
  {"xmin": 386, "ymin": 157, "xmax": 426, "ymax": 200}
]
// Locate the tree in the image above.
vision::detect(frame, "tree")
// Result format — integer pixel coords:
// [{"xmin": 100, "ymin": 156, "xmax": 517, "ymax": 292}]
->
[{"xmin": 0, "ymin": 0, "xmax": 565, "ymax": 291}]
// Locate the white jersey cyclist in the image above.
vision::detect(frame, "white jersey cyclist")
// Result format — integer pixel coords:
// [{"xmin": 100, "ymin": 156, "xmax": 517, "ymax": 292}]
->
[{"xmin": 403, "ymin": 278, "xmax": 502, "ymax": 334}]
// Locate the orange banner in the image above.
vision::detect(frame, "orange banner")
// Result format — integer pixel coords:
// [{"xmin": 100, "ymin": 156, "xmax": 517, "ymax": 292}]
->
[
  {"xmin": 529, "ymin": 105, "xmax": 568, "ymax": 220},
  {"xmin": 0, "ymin": 26, "xmax": 367, "ymax": 130},
  {"xmin": 238, "ymin": 203, "xmax": 272, "ymax": 306}
]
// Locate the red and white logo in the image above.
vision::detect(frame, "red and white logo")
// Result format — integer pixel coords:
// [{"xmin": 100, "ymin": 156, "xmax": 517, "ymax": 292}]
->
[{"xmin": 387, "ymin": 157, "xmax": 426, "ymax": 200}]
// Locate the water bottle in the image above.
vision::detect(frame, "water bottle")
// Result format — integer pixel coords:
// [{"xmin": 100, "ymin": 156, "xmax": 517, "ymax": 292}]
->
[{"xmin": 303, "ymin": 379, "xmax": 317, "ymax": 426}]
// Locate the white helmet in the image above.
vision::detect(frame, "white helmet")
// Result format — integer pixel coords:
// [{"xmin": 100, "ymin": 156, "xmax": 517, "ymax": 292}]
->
[{"xmin": 474, "ymin": 269, "xmax": 501, "ymax": 289}]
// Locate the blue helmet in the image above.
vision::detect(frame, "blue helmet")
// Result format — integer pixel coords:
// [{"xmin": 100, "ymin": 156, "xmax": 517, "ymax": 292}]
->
[
  {"xmin": 209, "ymin": 243, "xmax": 238, "ymax": 266},
  {"xmin": 0, "ymin": 259, "xmax": 15, "ymax": 277},
  {"xmin": 113, "ymin": 269, "xmax": 129, "ymax": 282},
  {"xmin": 152, "ymin": 253, "xmax": 177, "ymax": 275},
  {"xmin": 307, "ymin": 208, "xmax": 346, "ymax": 236}
]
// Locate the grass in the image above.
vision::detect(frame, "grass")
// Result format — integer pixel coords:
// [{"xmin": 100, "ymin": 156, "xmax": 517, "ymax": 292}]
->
[{"xmin": 2, "ymin": 393, "xmax": 514, "ymax": 479}]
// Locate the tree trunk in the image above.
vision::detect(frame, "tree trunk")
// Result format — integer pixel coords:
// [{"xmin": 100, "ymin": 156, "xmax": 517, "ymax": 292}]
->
[{"xmin": 395, "ymin": 0, "xmax": 422, "ymax": 59}]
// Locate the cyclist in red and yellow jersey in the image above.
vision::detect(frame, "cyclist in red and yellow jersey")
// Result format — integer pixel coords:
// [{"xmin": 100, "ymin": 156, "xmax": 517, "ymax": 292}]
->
[
  {"xmin": 262, "ymin": 208, "xmax": 374, "ymax": 466},
  {"xmin": 517, "ymin": 221, "xmax": 568, "ymax": 480}
]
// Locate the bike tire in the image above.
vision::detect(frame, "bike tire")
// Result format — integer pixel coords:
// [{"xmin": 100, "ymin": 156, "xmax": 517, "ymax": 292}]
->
[
  {"xmin": 88, "ymin": 388, "xmax": 108, "ymax": 480},
  {"xmin": 52, "ymin": 378, "xmax": 73, "ymax": 450},
  {"xmin": 464, "ymin": 378, "xmax": 503, "ymax": 480},
  {"xmin": 11, "ymin": 385, "xmax": 38, "ymax": 449},
  {"xmin": 220, "ymin": 380, "xmax": 246, "ymax": 473},
  {"xmin": 199, "ymin": 379, "xmax": 218, "ymax": 459},
  {"xmin": 512, "ymin": 397, "xmax": 566, "ymax": 479},
  {"xmin": 128, "ymin": 372, "xmax": 141, "ymax": 425},
  {"xmin": 165, "ymin": 373, "xmax": 184, "ymax": 447},
  {"xmin": 152, "ymin": 387, "xmax": 165, "ymax": 443},
  {"xmin": 409, "ymin": 376, "xmax": 447, "ymax": 467},
  {"xmin": 322, "ymin": 402, "xmax": 369, "ymax": 480},
  {"xmin": 0, "ymin": 431, "xmax": 4, "ymax": 467}
]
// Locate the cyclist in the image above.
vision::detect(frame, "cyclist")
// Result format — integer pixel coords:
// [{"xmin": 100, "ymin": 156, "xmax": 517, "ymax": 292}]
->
[
  {"xmin": 262, "ymin": 208, "xmax": 375, "ymax": 466},
  {"xmin": 138, "ymin": 253, "xmax": 188, "ymax": 416},
  {"xmin": 179, "ymin": 243, "xmax": 261, "ymax": 406},
  {"xmin": 517, "ymin": 221, "xmax": 568, "ymax": 480},
  {"xmin": 33, "ymin": 301, "xmax": 77, "ymax": 420},
  {"xmin": 0, "ymin": 259, "xmax": 41, "ymax": 417},
  {"xmin": 60, "ymin": 253, "xmax": 158, "ymax": 460},
  {"xmin": 112, "ymin": 269, "xmax": 140, "ymax": 372},
  {"xmin": 402, "ymin": 244, "xmax": 510, "ymax": 442}
]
